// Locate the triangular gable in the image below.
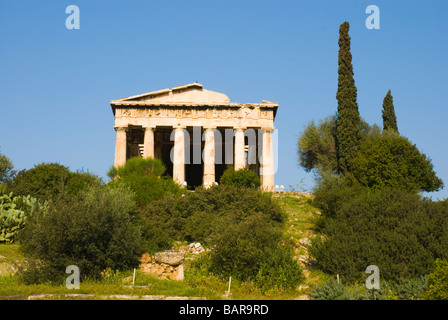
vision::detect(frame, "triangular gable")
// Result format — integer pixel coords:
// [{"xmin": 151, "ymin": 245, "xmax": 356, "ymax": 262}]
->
[{"xmin": 111, "ymin": 83, "xmax": 230, "ymax": 105}]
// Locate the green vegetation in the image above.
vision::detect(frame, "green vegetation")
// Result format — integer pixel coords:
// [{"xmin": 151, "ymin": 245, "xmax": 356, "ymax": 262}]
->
[
  {"xmin": 298, "ymin": 115, "xmax": 381, "ymax": 174},
  {"xmin": 0, "ymin": 193, "xmax": 48, "ymax": 243},
  {"xmin": 138, "ymin": 184, "xmax": 304, "ymax": 292},
  {"xmin": 422, "ymin": 259, "xmax": 448, "ymax": 300},
  {"xmin": 335, "ymin": 21, "xmax": 362, "ymax": 174},
  {"xmin": 107, "ymin": 157, "xmax": 182, "ymax": 207},
  {"xmin": 0, "ymin": 150, "xmax": 15, "ymax": 184},
  {"xmin": 1, "ymin": 20, "xmax": 447, "ymax": 300},
  {"xmin": 310, "ymin": 182, "xmax": 448, "ymax": 283},
  {"xmin": 219, "ymin": 167, "xmax": 261, "ymax": 189},
  {"xmin": 352, "ymin": 133, "xmax": 443, "ymax": 192},
  {"xmin": 382, "ymin": 90, "xmax": 398, "ymax": 133},
  {"xmin": 294, "ymin": 20, "xmax": 447, "ymax": 300},
  {"xmin": 8, "ymin": 163, "xmax": 101, "ymax": 200},
  {"xmin": 18, "ymin": 186, "xmax": 142, "ymax": 284}
]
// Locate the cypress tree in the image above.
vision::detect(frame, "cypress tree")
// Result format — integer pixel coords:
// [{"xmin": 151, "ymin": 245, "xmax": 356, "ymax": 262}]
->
[
  {"xmin": 336, "ymin": 21, "xmax": 361, "ymax": 174},
  {"xmin": 382, "ymin": 90, "xmax": 398, "ymax": 133}
]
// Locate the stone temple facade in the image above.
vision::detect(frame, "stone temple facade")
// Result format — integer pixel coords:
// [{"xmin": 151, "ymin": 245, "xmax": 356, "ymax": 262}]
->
[{"xmin": 110, "ymin": 83, "xmax": 278, "ymax": 190}]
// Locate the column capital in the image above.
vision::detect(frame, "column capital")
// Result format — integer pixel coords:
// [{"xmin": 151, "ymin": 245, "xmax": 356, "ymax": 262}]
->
[
  {"xmin": 234, "ymin": 126, "xmax": 247, "ymax": 131},
  {"xmin": 260, "ymin": 127, "xmax": 275, "ymax": 131},
  {"xmin": 173, "ymin": 125, "xmax": 187, "ymax": 130},
  {"xmin": 114, "ymin": 126, "xmax": 128, "ymax": 132},
  {"xmin": 143, "ymin": 125, "xmax": 156, "ymax": 130}
]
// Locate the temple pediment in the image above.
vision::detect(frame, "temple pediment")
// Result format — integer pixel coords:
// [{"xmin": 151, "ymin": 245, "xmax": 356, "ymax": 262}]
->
[{"xmin": 111, "ymin": 83, "xmax": 231, "ymax": 106}]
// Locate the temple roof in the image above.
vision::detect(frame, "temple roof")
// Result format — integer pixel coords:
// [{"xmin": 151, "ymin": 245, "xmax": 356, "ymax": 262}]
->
[{"xmin": 110, "ymin": 83, "xmax": 279, "ymax": 109}]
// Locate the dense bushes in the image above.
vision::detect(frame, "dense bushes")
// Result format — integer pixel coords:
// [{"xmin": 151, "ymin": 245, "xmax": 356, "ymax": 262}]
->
[
  {"xmin": 352, "ymin": 134, "xmax": 443, "ymax": 192},
  {"xmin": 108, "ymin": 157, "xmax": 182, "ymax": 206},
  {"xmin": 18, "ymin": 186, "xmax": 142, "ymax": 284},
  {"xmin": 139, "ymin": 185, "xmax": 284, "ymax": 251},
  {"xmin": 309, "ymin": 175, "xmax": 448, "ymax": 284},
  {"xmin": 422, "ymin": 259, "xmax": 448, "ymax": 299},
  {"xmin": 139, "ymin": 185, "xmax": 304, "ymax": 291},
  {"xmin": 8, "ymin": 163, "xmax": 102, "ymax": 200},
  {"xmin": 219, "ymin": 167, "xmax": 260, "ymax": 189}
]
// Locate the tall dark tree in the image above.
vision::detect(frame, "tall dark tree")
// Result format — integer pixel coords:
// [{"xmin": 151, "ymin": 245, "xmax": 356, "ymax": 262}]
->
[
  {"xmin": 335, "ymin": 21, "xmax": 361, "ymax": 174},
  {"xmin": 382, "ymin": 90, "xmax": 398, "ymax": 133}
]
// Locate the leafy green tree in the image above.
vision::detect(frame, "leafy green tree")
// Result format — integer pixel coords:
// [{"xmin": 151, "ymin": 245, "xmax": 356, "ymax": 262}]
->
[
  {"xmin": 8, "ymin": 163, "xmax": 102, "ymax": 200},
  {"xmin": 297, "ymin": 115, "xmax": 380, "ymax": 174},
  {"xmin": 107, "ymin": 156, "xmax": 166, "ymax": 179},
  {"xmin": 219, "ymin": 167, "xmax": 260, "ymax": 189},
  {"xmin": 18, "ymin": 185, "xmax": 142, "ymax": 284},
  {"xmin": 107, "ymin": 157, "xmax": 182, "ymax": 207},
  {"xmin": 382, "ymin": 90, "xmax": 398, "ymax": 133},
  {"xmin": 298, "ymin": 115, "xmax": 339, "ymax": 173},
  {"xmin": 336, "ymin": 21, "xmax": 362, "ymax": 174},
  {"xmin": 352, "ymin": 134, "xmax": 443, "ymax": 192},
  {"xmin": 0, "ymin": 150, "xmax": 15, "ymax": 184}
]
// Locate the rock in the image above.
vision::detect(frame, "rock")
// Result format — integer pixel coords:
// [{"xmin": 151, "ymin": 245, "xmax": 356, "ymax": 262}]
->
[
  {"xmin": 297, "ymin": 285, "xmax": 309, "ymax": 291},
  {"xmin": 294, "ymin": 295, "xmax": 311, "ymax": 300},
  {"xmin": 141, "ymin": 295, "xmax": 166, "ymax": 300},
  {"xmin": 299, "ymin": 237, "xmax": 312, "ymax": 247},
  {"xmin": 155, "ymin": 251, "xmax": 184, "ymax": 266},
  {"xmin": 139, "ymin": 253, "xmax": 152, "ymax": 264},
  {"xmin": 297, "ymin": 255, "xmax": 308, "ymax": 265},
  {"xmin": 28, "ymin": 294, "xmax": 61, "ymax": 300}
]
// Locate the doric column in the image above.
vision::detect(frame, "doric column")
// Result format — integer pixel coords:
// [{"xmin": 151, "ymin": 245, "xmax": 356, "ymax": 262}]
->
[
  {"xmin": 143, "ymin": 126, "xmax": 155, "ymax": 158},
  {"xmin": 260, "ymin": 128, "xmax": 275, "ymax": 191},
  {"xmin": 203, "ymin": 127, "xmax": 216, "ymax": 187},
  {"xmin": 172, "ymin": 126, "xmax": 186, "ymax": 185},
  {"xmin": 114, "ymin": 126, "xmax": 127, "ymax": 167},
  {"xmin": 234, "ymin": 127, "xmax": 246, "ymax": 170}
]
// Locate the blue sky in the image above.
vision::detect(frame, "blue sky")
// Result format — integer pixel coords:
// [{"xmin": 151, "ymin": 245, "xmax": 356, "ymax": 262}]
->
[{"xmin": 1, "ymin": 0, "xmax": 447, "ymax": 199}]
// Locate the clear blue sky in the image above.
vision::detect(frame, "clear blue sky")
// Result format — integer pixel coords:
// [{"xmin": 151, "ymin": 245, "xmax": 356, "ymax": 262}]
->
[{"xmin": 1, "ymin": 0, "xmax": 447, "ymax": 199}]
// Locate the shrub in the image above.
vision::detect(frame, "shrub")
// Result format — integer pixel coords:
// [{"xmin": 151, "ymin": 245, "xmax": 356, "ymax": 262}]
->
[
  {"xmin": 219, "ymin": 167, "xmax": 261, "ymax": 189},
  {"xmin": 352, "ymin": 134, "xmax": 443, "ymax": 192},
  {"xmin": 207, "ymin": 212, "xmax": 284, "ymax": 281},
  {"xmin": 139, "ymin": 185, "xmax": 285, "ymax": 252},
  {"xmin": 138, "ymin": 185, "xmax": 301, "ymax": 289},
  {"xmin": 389, "ymin": 276, "xmax": 428, "ymax": 300},
  {"xmin": 107, "ymin": 156, "xmax": 166, "ymax": 179},
  {"xmin": 310, "ymin": 186, "xmax": 446, "ymax": 283},
  {"xmin": 309, "ymin": 279, "xmax": 348, "ymax": 300},
  {"xmin": 108, "ymin": 157, "xmax": 182, "ymax": 207},
  {"xmin": 254, "ymin": 245, "xmax": 305, "ymax": 293},
  {"xmin": 18, "ymin": 185, "xmax": 142, "ymax": 284},
  {"xmin": 309, "ymin": 279, "xmax": 389, "ymax": 300},
  {"xmin": 8, "ymin": 163, "xmax": 102, "ymax": 200},
  {"xmin": 422, "ymin": 259, "xmax": 448, "ymax": 300},
  {"xmin": 0, "ymin": 193, "xmax": 47, "ymax": 243}
]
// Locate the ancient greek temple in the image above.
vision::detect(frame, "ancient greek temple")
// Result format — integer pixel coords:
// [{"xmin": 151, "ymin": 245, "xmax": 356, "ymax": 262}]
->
[{"xmin": 110, "ymin": 83, "xmax": 278, "ymax": 190}]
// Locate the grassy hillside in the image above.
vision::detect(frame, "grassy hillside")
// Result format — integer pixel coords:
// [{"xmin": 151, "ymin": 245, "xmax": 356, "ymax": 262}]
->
[{"xmin": 0, "ymin": 192, "xmax": 323, "ymax": 300}]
